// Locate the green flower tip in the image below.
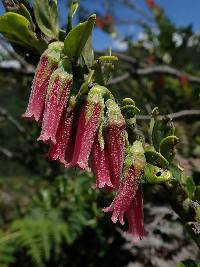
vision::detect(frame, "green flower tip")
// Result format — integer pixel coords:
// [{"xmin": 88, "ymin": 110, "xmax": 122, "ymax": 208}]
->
[
  {"xmin": 106, "ymin": 99, "xmax": 121, "ymax": 114},
  {"xmin": 98, "ymin": 55, "xmax": 118, "ymax": 61},
  {"xmin": 122, "ymin": 98, "xmax": 135, "ymax": 106},
  {"xmin": 48, "ymin": 41, "xmax": 64, "ymax": 52},
  {"xmin": 89, "ymin": 14, "xmax": 96, "ymax": 22},
  {"xmin": 88, "ymin": 85, "xmax": 108, "ymax": 104}
]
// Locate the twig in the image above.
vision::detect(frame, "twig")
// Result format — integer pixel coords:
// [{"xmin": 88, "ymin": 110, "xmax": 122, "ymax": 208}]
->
[
  {"xmin": 164, "ymin": 181, "xmax": 200, "ymax": 248},
  {"xmin": 108, "ymin": 65, "xmax": 200, "ymax": 85},
  {"xmin": 137, "ymin": 65, "xmax": 200, "ymax": 83},
  {"xmin": 118, "ymin": 0, "xmax": 154, "ymax": 22},
  {"xmin": 0, "ymin": 106, "xmax": 26, "ymax": 133},
  {"xmin": 137, "ymin": 110, "xmax": 200, "ymax": 121},
  {"xmin": 0, "ymin": 146, "xmax": 13, "ymax": 158},
  {"xmin": 108, "ymin": 73, "xmax": 130, "ymax": 85},
  {"xmin": 112, "ymin": 52, "xmax": 138, "ymax": 65},
  {"xmin": 115, "ymin": 18, "xmax": 153, "ymax": 28},
  {"xmin": 0, "ymin": 106, "xmax": 39, "ymax": 148},
  {"xmin": 0, "ymin": 66, "xmax": 34, "ymax": 75},
  {"xmin": 0, "ymin": 36, "xmax": 27, "ymax": 69}
]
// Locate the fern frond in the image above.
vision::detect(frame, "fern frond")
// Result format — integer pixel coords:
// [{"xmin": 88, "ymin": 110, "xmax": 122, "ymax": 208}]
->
[
  {"xmin": 11, "ymin": 208, "xmax": 70, "ymax": 267},
  {"xmin": 0, "ymin": 230, "xmax": 16, "ymax": 267}
]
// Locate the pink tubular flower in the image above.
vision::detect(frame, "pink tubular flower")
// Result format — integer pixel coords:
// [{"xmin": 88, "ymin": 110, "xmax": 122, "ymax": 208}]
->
[
  {"xmin": 103, "ymin": 141, "xmax": 146, "ymax": 226},
  {"xmin": 46, "ymin": 107, "xmax": 75, "ymax": 165},
  {"xmin": 22, "ymin": 42, "xmax": 64, "ymax": 122},
  {"xmin": 103, "ymin": 165, "xmax": 136, "ymax": 225},
  {"xmin": 91, "ymin": 133, "xmax": 113, "ymax": 188},
  {"xmin": 105, "ymin": 99, "xmax": 126, "ymax": 189},
  {"xmin": 37, "ymin": 69, "xmax": 73, "ymax": 144},
  {"xmin": 127, "ymin": 189, "xmax": 146, "ymax": 241},
  {"xmin": 70, "ymin": 85, "xmax": 106, "ymax": 170}
]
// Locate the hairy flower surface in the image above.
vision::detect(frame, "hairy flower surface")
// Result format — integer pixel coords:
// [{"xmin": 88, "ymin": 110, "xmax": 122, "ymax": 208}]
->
[
  {"xmin": 46, "ymin": 108, "xmax": 75, "ymax": 165},
  {"xmin": 38, "ymin": 69, "xmax": 73, "ymax": 144},
  {"xmin": 91, "ymin": 133, "xmax": 113, "ymax": 188},
  {"xmin": 127, "ymin": 189, "xmax": 146, "ymax": 240},
  {"xmin": 103, "ymin": 141, "xmax": 146, "ymax": 229},
  {"xmin": 23, "ymin": 42, "xmax": 64, "ymax": 122},
  {"xmin": 105, "ymin": 99, "xmax": 125, "ymax": 189},
  {"xmin": 70, "ymin": 85, "xmax": 106, "ymax": 170}
]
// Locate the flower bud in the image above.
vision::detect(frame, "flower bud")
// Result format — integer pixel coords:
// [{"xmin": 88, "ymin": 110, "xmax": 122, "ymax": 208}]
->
[
  {"xmin": 37, "ymin": 68, "xmax": 73, "ymax": 144},
  {"xmin": 127, "ymin": 189, "xmax": 146, "ymax": 240},
  {"xmin": 91, "ymin": 133, "xmax": 113, "ymax": 188},
  {"xmin": 70, "ymin": 85, "xmax": 106, "ymax": 170},
  {"xmin": 103, "ymin": 141, "xmax": 146, "ymax": 226},
  {"xmin": 105, "ymin": 99, "xmax": 125, "ymax": 189},
  {"xmin": 23, "ymin": 42, "xmax": 64, "ymax": 122}
]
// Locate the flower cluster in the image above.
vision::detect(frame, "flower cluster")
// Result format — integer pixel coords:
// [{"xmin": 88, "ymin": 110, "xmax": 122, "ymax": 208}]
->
[
  {"xmin": 23, "ymin": 42, "xmax": 146, "ymax": 240},
  {"xmin": 103, "ymin": 141, "xmax": 146, "ymax": 240}
]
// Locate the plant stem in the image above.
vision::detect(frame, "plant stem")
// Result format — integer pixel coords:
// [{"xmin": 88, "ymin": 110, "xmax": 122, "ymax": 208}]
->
[{"xmin": 164, "ymin": 180, "xmax": 200, "ymax": 249}]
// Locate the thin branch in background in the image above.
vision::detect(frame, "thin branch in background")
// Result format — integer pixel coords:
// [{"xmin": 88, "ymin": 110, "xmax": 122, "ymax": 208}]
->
[
  {"xmin": 112, "ymin": 51, "xmax": 138, "ymax": 65},
  {"xmin": 0, "ymin": 106, "xmax": 40, "ymax": 149},
  {"xmin": 137, "ymin": 65, "xmax": 200, "ymax": 83},
  {"xmin": 105, "ymin": 51, "xmax": 200, "ymax": 85},
  {"xmin": 0, "ymin": 106, "xmax": 42, "ymax": 156},
  {"xmin": 0, "ymin": 66, "xmax": 34, "ymax": 75},
  {"xmin": 137, "ymin": 109, "xmax": 200, "ymax": 121},
  {"xmin": 0, "ymin": 36, "xmax": 34, "ymax": 72},
  {"xmin": 0, "ymin": 36, "xmax": 27, "ymax": 68},
  {"xmin": 108, "ymin": 73, "xmax": 130, "ymax": 85},
  {"xmin": 114, "ymin": 18, "xmax": 153, "ymax": 28},
  {"xmin": 0, "ymin": 106, "xmax": 26, "ymax": 134},
  {"xmin": 0, "ymin": 146, "xmax": 13, "ymax": 159},
  {"xmin": 108, "ymin": 64, "xmax": 200, "ymax": 85},
  {"xmin": 118, "ymin": 0, "xmax": 154, "ymax": 23}
]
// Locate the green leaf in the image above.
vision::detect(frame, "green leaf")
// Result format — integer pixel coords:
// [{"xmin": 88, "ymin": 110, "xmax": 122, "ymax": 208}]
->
[
  {"xmin": 121, "ymin": 105, "xmax": 140, "ymax": 119},
  {"xmin": 5, "ymin": 2, "xmax": 33, "ymax": 24},
  {"xmin": 33, "ymin": 0, "xmax": 59, "ymax": 39},
  {"xmin": 159, "ymin": 135, "xmax": 179, "ymax": 162},
  {"xmin": 186, "ymin": 176, "xmax": 196, "ymax": 199},
  {"xmin": 176, "ymin": 264, "xmax": 186, "ymax": 267},
  {"xmin": 144, "ymin": 163, "xmax": 172, "ymax": 184},
  {"xmin": 16, "ymin": 3, "xmax": 33, "ymax": 23},
  {"xmin": 176, "ymin": 260, "xmax": 199, "ymax": 267},
  {"xmin": 0, "ymin": 12, "xmax": 45, "ymax": 53},
  {"xmin": 0, "ymin": 231, "xmax": 16, "ymax": 267},
  {"xmin": 168, "ymin": 164, "xmax": 183, "ymax": 181},
  {"xmin": 64, "ymin": 14, "xmax": 96, "ymax": 60},
  {"xmin": 122, "ymin": 98, "xmax": 135, "ymax": 106},
  {"xmin": 81, "ymin": 35, "xmax": 94, "ymax": 68},
  {"xmin": 145, "ymin": 148, "xmax": 169, "ymax": 168},
  {"xmin": 152, "ymin": 116, "xmax": 175, "ymax": 151},
  {"xmin": 66, "ymin": 0, "xmax": 79, "ymax": 33}
]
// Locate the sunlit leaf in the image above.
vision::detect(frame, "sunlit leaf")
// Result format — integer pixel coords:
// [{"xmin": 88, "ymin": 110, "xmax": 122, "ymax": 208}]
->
[
  {"xmin": 160, "ymin": 135, "xmax": 179, "ymax": 162},
  {"xmin": 66, "ymin": 0, "xmax": 79, "ymax": 33},
  {"xmin": 64, "ymin": 14, "xmax": 96, "ymax": 60},
  {"xmin": 145, "ymin": 148, "xmax": 169, "ymax": 168},
  {"xmin": 33, "ymin": 0, "xmax": 59, "ymax": 39},
  {"xmin": 0, "ymin": 12, "xmax": 45, "ymax": 53}
]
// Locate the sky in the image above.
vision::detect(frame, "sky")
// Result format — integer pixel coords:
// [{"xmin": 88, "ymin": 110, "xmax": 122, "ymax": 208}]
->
[{"xmin": 0, "ymin": 0, "xmax": 200, "ymax": 51}]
